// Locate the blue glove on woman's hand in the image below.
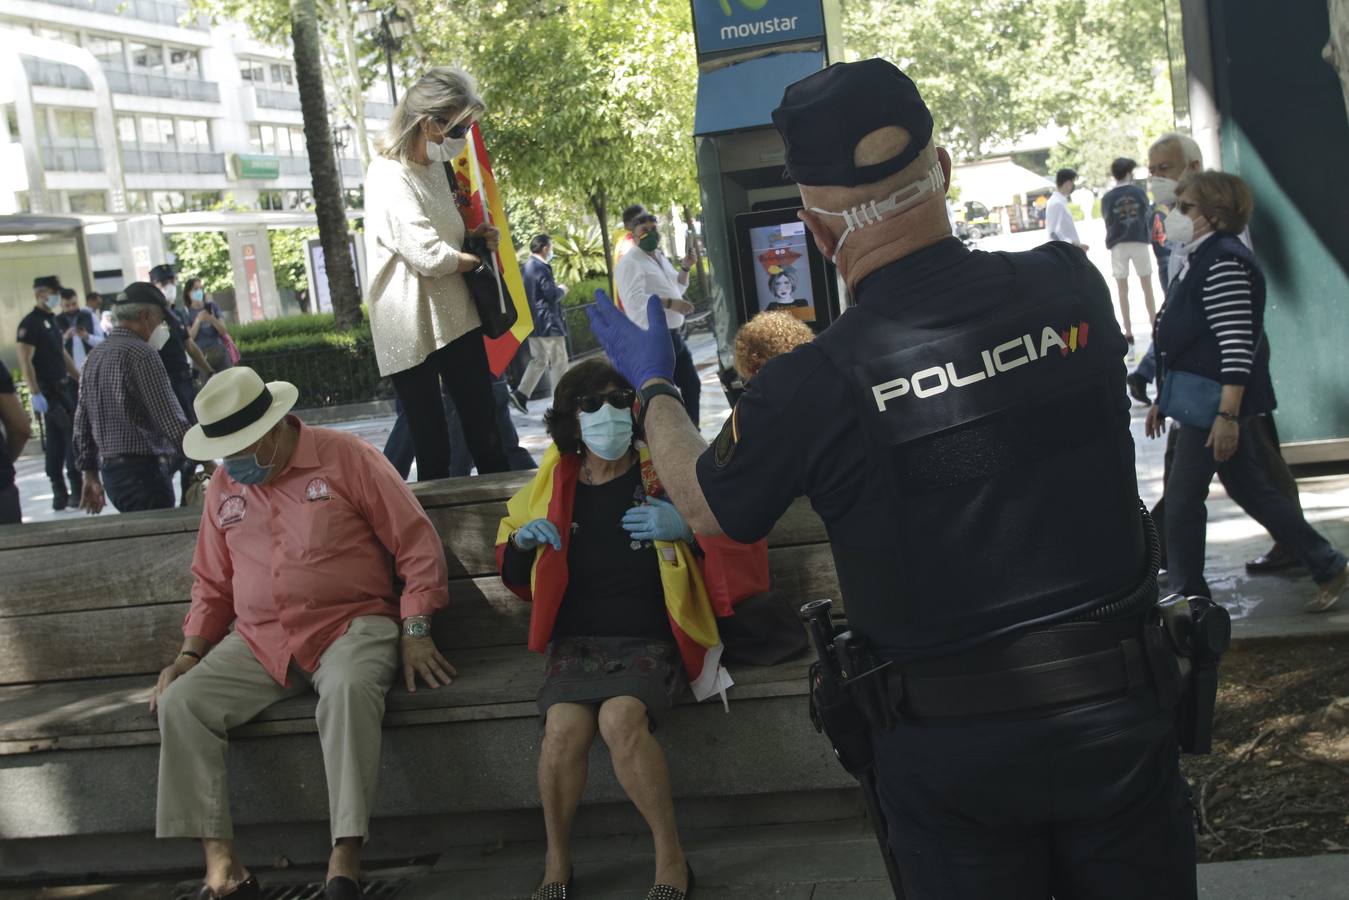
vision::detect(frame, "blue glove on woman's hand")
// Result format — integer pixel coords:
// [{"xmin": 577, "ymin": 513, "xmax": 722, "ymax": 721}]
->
[
  {"xmin": 514, "ymin": 518, "xmax": 562, "ymax": 551},
  {"xmin": 621, "ymin": 497, "xmax": 694, "ymax": 543},
  {"xmin": 585, "ymin": 290, "xmax": 674, "ymax": 389},
  {"xmin": 30, "ymin": 393, "xmax": 48, "ymax": 415}
]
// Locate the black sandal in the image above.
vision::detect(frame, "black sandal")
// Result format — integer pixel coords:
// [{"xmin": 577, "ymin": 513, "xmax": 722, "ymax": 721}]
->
[
  {"xmin": 195, "ymin": 874, "xmax": 260, "ymax": 900},
  {"xmin": 645, "ymin": 863, "xmax": 694, "ymax": 900},
  {"xmin": 530, "ymin": 864, "xmax": 573, "ymax": 899},
  {"xmin": 325, "ymin": 875, "xmax": 363, "ymax": 899}
]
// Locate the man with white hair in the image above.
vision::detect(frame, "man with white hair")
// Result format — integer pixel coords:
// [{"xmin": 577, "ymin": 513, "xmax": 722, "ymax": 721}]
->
[
  {"xmin": 588, "ymin": 59, "xmax": 1196, "ymax": 898},
  {"xmin": 150, "ymin": 366, "xmax": 454, "ymax": 900},
  {"xmin": 73, "ymin": 283, "xmax": 190, "ymax": 513}
]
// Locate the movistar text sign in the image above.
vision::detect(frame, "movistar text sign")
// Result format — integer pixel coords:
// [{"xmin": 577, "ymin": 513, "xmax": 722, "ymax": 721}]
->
[{"xmin": 692, "ymin": 0, "xmax": 826, "ymax": 56}]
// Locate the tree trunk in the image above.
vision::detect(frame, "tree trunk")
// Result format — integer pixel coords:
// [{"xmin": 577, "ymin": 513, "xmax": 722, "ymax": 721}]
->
[
  {"xmin": 291, "ymin": 0, "xmax": 362, "ymax": 331},
  {"xmin": 590, "ymin": 184, "xmax": 613, "ymax": 298},
  {"xmin": 334, "ymin": 0, "xmax": 372, "ymax": 173},
  {"xmin": 683, "ymin": 205, "xmax": 706, "ymax": 299}
]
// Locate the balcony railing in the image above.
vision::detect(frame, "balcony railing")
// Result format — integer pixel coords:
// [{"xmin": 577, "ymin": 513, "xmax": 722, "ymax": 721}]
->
[
  {"xmin": 22, "ymin": 58, "xmax": 92, "ymax": 90},
  {"xmin": 34, "ymin": 0, "xmax": 205, "ymax": 29},
  {"xmin": 255, "ymin": 87, "xmax": 302, "ymax": 111},
  {"xmin": 104, "ymin": 67, "xmax": 219, "ymax": 102},
  {"xmin": 277, "ymin": 156, "xmax": 310, "ymax": 175},
  {"xmin": 121, "ymin": 147, "xmax": 225, "ymax": 175},
  {"xmin": 364, "ymin": 100, "xmax": 395, "ymax": 120},
  {"xmin": 39, "ymin": 144, "xmax": 104, "ymax": 172}
]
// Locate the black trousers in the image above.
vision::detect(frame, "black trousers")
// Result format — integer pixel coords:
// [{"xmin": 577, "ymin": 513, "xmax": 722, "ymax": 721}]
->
[
  {"xmin": 874, "ymin": 690, "xmax": 1196, "ymax": 899},
  {"xmin": 169, "ymin": 376, "xmax": 201, "ymax": 500},
  {"xmin": 389, "ymin": 329, "xmax": 508, "ymax": 481},
  {"xmin": 669, "ymin": 330, "xmax": 701, "ymax": 426},
  {"xmin": 1151, "ymin": 415, "xmax": 1301, "ymax": 562},
  {"xmin": 1164, "ymin": 422, "xmax": 1345, "ymax": 598},
  {"xmin": 41, "ymin": 382, "xmax": 79, "ymax": 493},
  {"xmin": 0, "ymin": 482, "xmax": 19, "ymax": 525},
  {"xmin": 102, "ymin": 456, "xmax": 175, "ymax": 513}
]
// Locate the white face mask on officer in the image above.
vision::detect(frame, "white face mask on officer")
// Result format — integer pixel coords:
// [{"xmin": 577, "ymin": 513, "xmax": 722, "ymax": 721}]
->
[{"xmin": 808, "ymin": 159, "xmax": 947, "ymax": 263}]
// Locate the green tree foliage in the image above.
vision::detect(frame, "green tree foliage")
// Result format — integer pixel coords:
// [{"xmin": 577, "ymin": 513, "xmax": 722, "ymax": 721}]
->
[
  {"xmin": 411, "ymin": 0, "xmax": 700, "ymax": 283},
  {"xmin": 167, "ymin": 231, "xmax": 233, "ymax": 293},
  {"xmin": 269, "ymin": 227, "xmax": 320, "ymax": 292},
  {"xmin": 843, "ymin": 0, "xmax": 1170, "ymax": 167}
]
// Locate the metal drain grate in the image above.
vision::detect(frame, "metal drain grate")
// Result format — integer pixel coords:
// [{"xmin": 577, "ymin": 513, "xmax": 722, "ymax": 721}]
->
[{"xmin": 174, "ymin": 878, "xmax": 408, "ymax": 900}]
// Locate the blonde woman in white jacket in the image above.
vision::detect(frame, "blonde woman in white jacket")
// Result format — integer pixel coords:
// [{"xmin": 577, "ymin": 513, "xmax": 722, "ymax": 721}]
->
[{"xmin": 364, "ymin": 67, "xmax": 508, "ymax": 480}]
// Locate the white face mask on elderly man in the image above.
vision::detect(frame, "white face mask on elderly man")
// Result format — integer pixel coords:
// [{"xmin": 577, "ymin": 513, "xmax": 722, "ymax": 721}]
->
[{"xmin": 808, "ymin": 160, "xmax": 947, "ymax": 262}]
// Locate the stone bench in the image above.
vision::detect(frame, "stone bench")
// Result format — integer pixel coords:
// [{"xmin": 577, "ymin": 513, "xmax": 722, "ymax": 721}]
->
[{"xmin": 0, "ymin": 470, "xmax": 852, "ymax": 882}]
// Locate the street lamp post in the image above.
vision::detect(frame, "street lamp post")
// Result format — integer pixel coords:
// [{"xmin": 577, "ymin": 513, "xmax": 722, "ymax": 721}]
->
[
  {"xmin": 357, "ymin": 5, "xmax": 410, "ymax": 106},
  {"xmin": 331, "ymin": 122, "xmax": 352, "ymax": 205}
]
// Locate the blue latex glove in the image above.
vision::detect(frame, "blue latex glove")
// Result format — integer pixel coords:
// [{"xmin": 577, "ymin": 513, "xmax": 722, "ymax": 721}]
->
[
  {"xmin": 30, "ymin": 393, "xmax": 48, "ymax": 415},
  {"xmin": 622, "ymin": 497, "xmax": 694, "ymax": 543},
  {"xmin": 585, "ymin": 290, "xmax": 674, "ymax": 389},
  {"xmin": 514, "ymin": 518, "xmax": 562, "ymax": 551}
]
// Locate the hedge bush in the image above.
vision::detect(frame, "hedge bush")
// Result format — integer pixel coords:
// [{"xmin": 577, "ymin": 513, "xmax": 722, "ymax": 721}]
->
[{"xmin": 231, "ymin": 313, "xmax": 387, "ymax": 408}]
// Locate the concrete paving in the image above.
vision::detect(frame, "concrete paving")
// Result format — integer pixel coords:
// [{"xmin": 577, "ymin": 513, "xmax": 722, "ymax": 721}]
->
[{"xmin": 7, "ymin": 818, "xmax": 1343, "ymax": 898}]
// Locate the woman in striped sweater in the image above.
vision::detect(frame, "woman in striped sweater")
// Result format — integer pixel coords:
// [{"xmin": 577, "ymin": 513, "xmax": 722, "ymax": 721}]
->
[{"xmin": 1145, "ymin": 171, "xmax": 1347, "ymax": 611}]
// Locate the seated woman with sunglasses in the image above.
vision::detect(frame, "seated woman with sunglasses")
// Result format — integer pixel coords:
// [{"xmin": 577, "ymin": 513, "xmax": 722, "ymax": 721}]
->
[
  {"xmin": 364, "ymin": 66, "xmax": 509, "ymax": 481},
  {"xmin": 496, "ymin": 358, "xmax": 740, "ymax": 900}
]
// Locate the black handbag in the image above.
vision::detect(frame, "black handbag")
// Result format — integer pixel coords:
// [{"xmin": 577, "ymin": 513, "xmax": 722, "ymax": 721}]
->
[
  {"xmin": 718, "ymin": 589, "xmax": 810, "ymax": 667},
  {"xmin": 443, "ymin": 162, "xmax": 517, "ymax": 340}
]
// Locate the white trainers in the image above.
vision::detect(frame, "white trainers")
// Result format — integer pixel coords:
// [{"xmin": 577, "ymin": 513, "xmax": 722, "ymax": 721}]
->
[{"xmin": 1305, "ymin": 566, "xmax": 1348, "ymax": 613}]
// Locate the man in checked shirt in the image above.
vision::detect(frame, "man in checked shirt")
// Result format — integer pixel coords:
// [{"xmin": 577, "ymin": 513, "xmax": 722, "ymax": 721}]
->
[{"xmin": 74, "ymin": 282, "xmax": 192, "ymax": 513}]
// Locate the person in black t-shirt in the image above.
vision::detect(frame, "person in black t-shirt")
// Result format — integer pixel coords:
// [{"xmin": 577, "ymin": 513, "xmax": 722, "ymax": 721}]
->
[
  {"xmin": 150, "ymin": 263, "xmax": 215, "ymax": 502},
  {"xmin": 16, "ymin": 276, "xmax": 82, "ymax": 509},
  {"xmin": 1101, "ymin": 157, "xmax": 1158, "ymax": 345},
  {"xmin": 0, "ymin": 365, "xmax": 34, "ymax": 524}
]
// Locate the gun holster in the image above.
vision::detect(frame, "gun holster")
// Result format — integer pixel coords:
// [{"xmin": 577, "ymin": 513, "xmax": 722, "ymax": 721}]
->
[{"xmin": 1150, "ymin": 593, "xmax": 1232, "ymax": 754}]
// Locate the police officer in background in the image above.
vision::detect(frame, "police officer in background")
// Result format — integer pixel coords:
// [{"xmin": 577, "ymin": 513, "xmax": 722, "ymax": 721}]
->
[
  {"xmin": 149, "ymin": 263, "xmax": 214, "ymax": 501},
  {"xmin": 17, "ymin": 276, "xmax": 83, "ymax": 510},
  {"xmin": 587, "ymin": 60, "xmax": 1195, "ymax": 898}
]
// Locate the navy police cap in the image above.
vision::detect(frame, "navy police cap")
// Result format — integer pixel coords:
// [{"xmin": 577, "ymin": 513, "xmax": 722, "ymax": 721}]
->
[{"xmin": 772, "ymin": 58, "xmax": 934, "ymax": 188}]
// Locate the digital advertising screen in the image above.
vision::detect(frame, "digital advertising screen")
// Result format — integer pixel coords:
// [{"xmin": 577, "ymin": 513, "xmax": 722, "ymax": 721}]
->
[{"xmin": 746, "ymin": 218, "xmax": 817, "ymax": 322}]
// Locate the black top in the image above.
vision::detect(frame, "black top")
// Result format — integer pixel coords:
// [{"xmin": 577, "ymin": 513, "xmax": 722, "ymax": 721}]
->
[
  {"xmin": 56, "ymin": 309, "xmax": 97, "ymax": 357},
  {"xmin": 0, "ymin": 365, "xmax": 15, "ymax": 490},
  {"xmin": 552, "ymin": 465, "xmax": 672, "ymax": 640},
  {"xmin": 158, "ymin": 310, "xmax": 194, "ymax": 381},
  {"xmin": 697, "ymin": 237, "xmax": 1142, "ymax": 659},
  {"xmin": 16, "ymin": 307, "xmax": 68, "ymax": 389},
  {"xmin": 1101, "ymin": 184, "xmax": 1151, "ymax": 248}
]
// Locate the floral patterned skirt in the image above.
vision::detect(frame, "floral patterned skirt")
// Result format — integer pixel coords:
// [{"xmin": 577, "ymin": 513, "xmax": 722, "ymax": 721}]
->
[{"xmin": 537, "ymin": 636, "xmax": 687, "ymax": 730}]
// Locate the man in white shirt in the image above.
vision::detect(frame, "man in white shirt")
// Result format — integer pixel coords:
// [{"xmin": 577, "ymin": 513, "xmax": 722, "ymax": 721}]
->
[
  {"xmin": 614, "ymin": 210, "xmax": 701, "ymax": 425},
  {"xmin": 1045, "ymin": 168, "xmax": 1089, "ymax": 251}
]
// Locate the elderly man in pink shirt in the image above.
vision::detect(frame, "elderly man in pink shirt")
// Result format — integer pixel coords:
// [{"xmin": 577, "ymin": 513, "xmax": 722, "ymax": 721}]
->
[{"xmin": 149, "ymin": 367, "xmax": 453, "ymax": 900}]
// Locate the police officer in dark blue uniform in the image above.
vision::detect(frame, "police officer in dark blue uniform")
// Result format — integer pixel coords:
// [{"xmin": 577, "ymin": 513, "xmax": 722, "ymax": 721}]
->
[
  {"xmin": 149, "ymin": 263, "xmax": 214, "ymax": 501},
  {"xmin": 587, "ymin": 60, "xmax": 1196, "ymax": 899},
  {"xmin": 16, "ymin": 276, "xmax": 83, "ymax": 510}
]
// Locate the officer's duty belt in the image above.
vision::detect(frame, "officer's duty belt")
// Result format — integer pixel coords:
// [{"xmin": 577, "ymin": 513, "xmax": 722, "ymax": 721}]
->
[{"xmin": 884, "ymin": 624, "xmax": 1149, "ymax": 720}]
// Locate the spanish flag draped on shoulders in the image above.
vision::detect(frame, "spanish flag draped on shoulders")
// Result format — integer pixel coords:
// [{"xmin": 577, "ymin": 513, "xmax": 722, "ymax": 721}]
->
[{"xmin": 496, "ymin": 442, "xmax": 755, "ymax": 705}]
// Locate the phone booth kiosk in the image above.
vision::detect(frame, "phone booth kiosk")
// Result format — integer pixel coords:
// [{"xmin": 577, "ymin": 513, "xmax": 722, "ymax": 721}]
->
[{"xmin": 690, "ymin": 0, "xmax": 845, "ymax": 402}]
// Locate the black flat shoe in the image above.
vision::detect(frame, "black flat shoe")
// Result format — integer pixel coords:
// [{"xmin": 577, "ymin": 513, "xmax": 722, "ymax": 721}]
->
[
  {"xmin": 1125, "ymin": 372, "xmax": 1150, "ymax": 405},
  {"xmin": 195, "ymin": 875, "xmax": 260, "ymax": 900},
  {"xmin": 325, "ymin": 875, "xmax": 362, "ymax": 899},
  {"xmin": 645, "ymin": 863, "xmax": 694, "ymax": 899},
  {"xmin": 531, "ymin": 865, "xmax": 573, "ymax": 899},
  {"xmin": 1246, "ymin": 547, "xmax": 1299, "ymax": 573}
]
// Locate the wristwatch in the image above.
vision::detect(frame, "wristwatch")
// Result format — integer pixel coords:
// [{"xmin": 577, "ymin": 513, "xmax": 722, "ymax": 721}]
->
[
  {"xmin": 402, "ymin": 615, "xmax": 431, "ymax": 638},
  {"xmin": 1216, "ymin": 410, "xmax": 1240, "ymax": 422},
  {"xmin": 636, "ymin": 382, "xmax": 683, "ymax": 436}
]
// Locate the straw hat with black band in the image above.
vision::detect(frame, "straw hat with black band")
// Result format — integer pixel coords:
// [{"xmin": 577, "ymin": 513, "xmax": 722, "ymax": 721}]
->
[{"xmin": 182, "ymin": 367, "xmax": 298, "ymax": 461}]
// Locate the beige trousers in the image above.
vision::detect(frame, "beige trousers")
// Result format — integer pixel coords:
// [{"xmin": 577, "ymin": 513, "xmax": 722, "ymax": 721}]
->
[
  {"xmin": 517, "ymin": 335, "xmax": 570, "ymax": 399},
  {"xmin": 156, "ymin": 615, "xmax": 400, "ymax": 843}
]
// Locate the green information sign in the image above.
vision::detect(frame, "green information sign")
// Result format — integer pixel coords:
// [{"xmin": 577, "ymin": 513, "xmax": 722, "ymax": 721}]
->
[{"xmin": 236, "ymin": 154, "xmax": 280, "ymax": 180}]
